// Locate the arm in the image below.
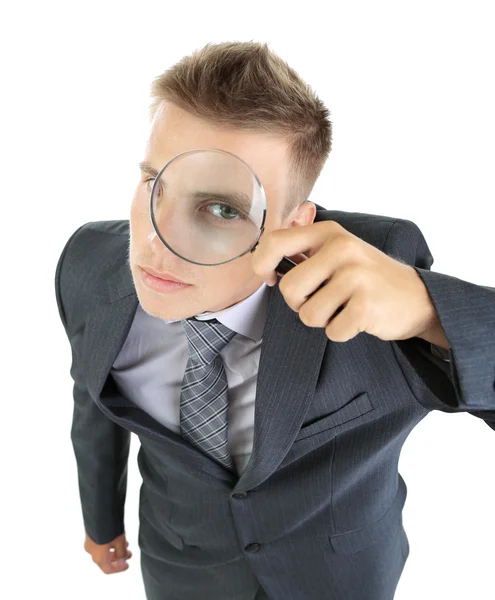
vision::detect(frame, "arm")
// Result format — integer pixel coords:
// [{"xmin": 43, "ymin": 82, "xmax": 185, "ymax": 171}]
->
[
  {"xmin": 55, "ymin": 224, "xmax": 131, "ymax": 545},
  {"xmin": 70, "ymin": 380, "xmax": 131, "ymax": 545},
  {"xmin": 382, "ymin": 219, "xmax": 495, "ymax": 425}
]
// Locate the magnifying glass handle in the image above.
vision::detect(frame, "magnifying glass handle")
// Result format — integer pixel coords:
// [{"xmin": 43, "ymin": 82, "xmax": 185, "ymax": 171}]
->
[
  {"xmin": 275, "ymin": 256, "xmax": 299, "ymax": 275},
  {"xmin": 275, "ymin": 254, "xmax": 326, "ymax": 291},
  {"xmin": 275, "ymin": 255, "xmax": 333, "ymax": 301},
  {"xmin": 275, "ymin": 255, "xmax": 343, "ymax": 317}
]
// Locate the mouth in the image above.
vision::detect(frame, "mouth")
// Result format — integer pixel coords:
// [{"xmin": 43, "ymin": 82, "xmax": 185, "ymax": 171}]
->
[
  {"xmin": 139, "ymin": 266, "xmax": 193, "ymax": 294},
  {"xmin": 140, "ymin": 265, "xmax": 189, "ymax": 284}
]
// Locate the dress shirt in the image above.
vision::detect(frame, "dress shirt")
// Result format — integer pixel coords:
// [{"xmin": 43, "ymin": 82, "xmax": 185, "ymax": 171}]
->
[{"xmin": 111, "ymin": 282, "xmax": 269, "ymax": 475}]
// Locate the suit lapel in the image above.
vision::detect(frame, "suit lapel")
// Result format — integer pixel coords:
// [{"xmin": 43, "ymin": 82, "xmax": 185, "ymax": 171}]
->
[{"xmin": 84, "ymin": 234, "xmax": 329, "ymax": 493}]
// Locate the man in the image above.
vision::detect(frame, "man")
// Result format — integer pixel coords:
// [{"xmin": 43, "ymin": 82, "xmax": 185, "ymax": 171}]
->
[{"xmin": 54, "ymin": 41, "xmax": 495, "ymax": 600}]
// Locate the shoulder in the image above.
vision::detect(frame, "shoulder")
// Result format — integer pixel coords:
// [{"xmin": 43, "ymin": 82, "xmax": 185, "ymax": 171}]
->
[
  {"xmin": 56, "ymin": 219, "xmax": 129, "ymax": 280},
  {"xmin": 55, "ymin": 220, "xmax": 129, "ymax": 332},
  {"xmin": 313, "ymin": 206, "xmax": 404, "ymax": 250}
]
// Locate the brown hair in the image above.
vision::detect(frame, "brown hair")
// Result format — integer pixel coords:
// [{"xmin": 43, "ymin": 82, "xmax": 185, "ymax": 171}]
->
[{"xmin": 149, "ymin": 41, "xmax": 332, "ymax": 220}]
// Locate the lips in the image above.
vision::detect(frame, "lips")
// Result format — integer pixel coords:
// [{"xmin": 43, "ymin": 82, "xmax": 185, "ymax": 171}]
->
[{"xmin": 140, "ymin": 266, "xmax": 189, "ymax": 284}]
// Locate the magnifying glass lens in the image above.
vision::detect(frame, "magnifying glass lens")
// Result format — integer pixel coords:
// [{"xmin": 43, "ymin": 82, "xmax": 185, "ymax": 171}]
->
[{"xmin": 150, "ymin": 149, "xmax": 266, "ymax": 266}]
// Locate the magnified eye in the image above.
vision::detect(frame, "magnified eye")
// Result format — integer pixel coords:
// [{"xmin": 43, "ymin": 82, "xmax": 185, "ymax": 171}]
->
[{"xmin": 205, "ymin": 203, "xmax": 245, "ymax": 221}]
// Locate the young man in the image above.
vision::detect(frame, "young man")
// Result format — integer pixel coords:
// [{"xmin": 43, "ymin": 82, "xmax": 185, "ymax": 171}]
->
[{"xmin": 55, "ymin": 41, "xmax": 495, "ymax": 600}]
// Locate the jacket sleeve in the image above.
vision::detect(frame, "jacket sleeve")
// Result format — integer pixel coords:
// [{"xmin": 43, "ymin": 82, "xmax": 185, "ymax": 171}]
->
[
  {"xmin": 382, "ymin": 218, "xmax": 495, "ymax": 429},
  {"xmin": 55, "ymin": 224, "xmax": 131, "ymax": 545}
]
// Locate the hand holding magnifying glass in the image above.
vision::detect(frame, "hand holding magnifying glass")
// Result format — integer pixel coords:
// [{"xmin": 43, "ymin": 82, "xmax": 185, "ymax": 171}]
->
[
  {"xmin": 250, "ymin": 219, "xmax": 444, "ymax": 346},
  {"xmin": 148, "ymin": 147, "xmax": 439, "ymax": 342}
]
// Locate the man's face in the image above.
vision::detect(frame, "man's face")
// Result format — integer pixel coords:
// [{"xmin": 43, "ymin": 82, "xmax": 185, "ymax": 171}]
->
[{"xmin": 129, "ymin": 101, "xmax": 316, "ymax": 321}]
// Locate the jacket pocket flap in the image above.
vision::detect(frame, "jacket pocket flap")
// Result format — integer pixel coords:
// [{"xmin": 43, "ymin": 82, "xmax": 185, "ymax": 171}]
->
[{"xmin": 294, "ymin": 391, "xmax": 374, "ymax": 441}]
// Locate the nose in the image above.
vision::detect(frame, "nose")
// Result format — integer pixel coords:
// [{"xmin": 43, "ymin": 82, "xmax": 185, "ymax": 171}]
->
[
  {"xmin": 147, "ymin": 229, "xmax": 188, "ymax": 270},
  {"xmin": 148, "ymin": 229, "xmax": 175, "ymax": 258},
  {"xmin": 148, "ymin": 228, "xmax": 174, "ymax": 250}
]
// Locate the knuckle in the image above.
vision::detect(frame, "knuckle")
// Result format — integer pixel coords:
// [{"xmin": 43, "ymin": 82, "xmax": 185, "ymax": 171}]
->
[
  {"xmin": 323, "ymin": 220, "xmax": 341, "ymax": 233},
  {"xmin": 299, "ymin": 304, "xmax": 316, "ymax": 325},
  {"xmin": 278, "ymin": 277, "xmax": 298, "ymax": 307},
  {"xmin": 278, "ymin": 275, "xmax": 292, "ymax": 296},
  {"xmin": 298, "ymin": 308, "xmax": 309, "ymax": 324},
  {"xmin": 356, "ymin": 295, "xmax": 374, "ymax": 320},
  {"xmin": 334, "ymin": 235, "xmax": 356, "ymax": 255}
]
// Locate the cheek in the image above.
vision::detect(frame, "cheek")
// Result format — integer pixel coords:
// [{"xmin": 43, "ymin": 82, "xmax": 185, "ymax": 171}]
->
[
  {"xmin": 130, "ymin": 184, "xmax": 149, "ymax": 214},
  {"xmin": 130, "ymin": 193, "xmax": 151, "ymax": 234},
  {"xmin": 215, "ymin": 255, "xmax": 256, "ymax": 287},
  {"xmin": 129, "ymin": 195, "xmax": 150, "ymax": 251}
]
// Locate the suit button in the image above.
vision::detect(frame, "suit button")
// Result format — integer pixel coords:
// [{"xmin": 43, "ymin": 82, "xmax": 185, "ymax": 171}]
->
[
  {"xmin": 232, "ymin": 492, "xmax": 248, "ymax": 499},
  {"xmin": 245, "ymin": 543, "xmax": 261, "ymax": 553}
]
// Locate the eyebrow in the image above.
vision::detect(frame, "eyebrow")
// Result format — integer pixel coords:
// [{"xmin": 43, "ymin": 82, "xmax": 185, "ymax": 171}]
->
[
  {"xmin": 139, "ymin": 160, "xmax": 252, "ymax": 214},
  {"xmin": 138, "ymin": 160, "xmax": 160, "ymax": 179},
  {"xmin": 191, "ymin": 191, "xmax": 252, "ymax": 214}
]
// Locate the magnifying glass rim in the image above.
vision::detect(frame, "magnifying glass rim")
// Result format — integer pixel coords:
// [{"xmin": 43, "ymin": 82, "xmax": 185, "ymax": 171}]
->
[{"xmin": 148, "ymin": 147, "xmax": 268, "ymax": 266}]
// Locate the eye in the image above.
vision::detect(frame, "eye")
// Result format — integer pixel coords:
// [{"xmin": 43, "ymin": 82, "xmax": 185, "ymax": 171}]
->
[
  {"xmin": 144, "ymin": 178, "xmax": 161, "ymax": 196},
  {"xmin": 204, "ymin": 202, "xmax": 246, "ymax": 221}
]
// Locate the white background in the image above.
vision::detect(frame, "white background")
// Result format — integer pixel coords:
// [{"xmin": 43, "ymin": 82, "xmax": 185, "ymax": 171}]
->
[{"xmin": 2, "ymin": 1, "xmax": 494, "ymax": 598}]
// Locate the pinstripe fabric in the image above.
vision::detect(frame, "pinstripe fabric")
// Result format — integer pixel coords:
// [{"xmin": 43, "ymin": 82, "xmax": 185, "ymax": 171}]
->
[
  {"xmin": 56, "ymin": 213, "xmax": 495, "ymax": 599},
  {"xmin": 180, "ymin": 317, "xmax": 238, "ymax": 471}
]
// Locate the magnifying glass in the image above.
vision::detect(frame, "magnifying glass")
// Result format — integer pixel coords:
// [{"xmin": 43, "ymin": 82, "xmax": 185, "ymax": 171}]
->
[{"xmin": 148, "ymin": 147, "xmax": 300, "ymax": 275}]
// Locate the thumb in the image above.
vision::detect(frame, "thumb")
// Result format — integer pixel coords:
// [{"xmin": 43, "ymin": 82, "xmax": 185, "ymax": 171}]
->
[{"xmin": 110, "ymin": 537, "xmax": 132, "ymax": 564}]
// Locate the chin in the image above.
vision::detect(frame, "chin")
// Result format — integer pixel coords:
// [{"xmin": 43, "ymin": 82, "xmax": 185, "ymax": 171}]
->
[
  {"xmin": 135, "ymin": 290, "xmax": 198, "ymax": 320},
  {"xmin": 141, "ymin": 305, "xmax": 198, "ymax": 322}
]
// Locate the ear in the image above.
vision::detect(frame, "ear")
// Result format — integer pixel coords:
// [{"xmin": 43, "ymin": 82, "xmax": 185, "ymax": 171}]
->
[
  {"xmin": 304, "ymin": 201, "xmax": 317, "ymax": 225},
  {"xmin": 289, "ymin": 201, "xmax": 316, "ymax": 227}
]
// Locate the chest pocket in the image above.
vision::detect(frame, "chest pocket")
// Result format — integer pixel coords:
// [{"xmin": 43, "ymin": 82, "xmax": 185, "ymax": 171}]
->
[{"xmin": 293, "ymin": 391, "xmax": 374, "ymax": 442}]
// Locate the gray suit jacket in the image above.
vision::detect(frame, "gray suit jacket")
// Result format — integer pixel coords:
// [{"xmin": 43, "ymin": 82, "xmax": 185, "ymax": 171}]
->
[{"xmin": 54, "ymin": 205, "xmax": 495, "ymax": 600}]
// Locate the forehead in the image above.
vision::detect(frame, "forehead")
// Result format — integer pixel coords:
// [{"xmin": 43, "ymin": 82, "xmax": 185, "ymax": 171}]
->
[{"xmin": 146, "ymin": 102, "xmax": 290, "ymax": 201}]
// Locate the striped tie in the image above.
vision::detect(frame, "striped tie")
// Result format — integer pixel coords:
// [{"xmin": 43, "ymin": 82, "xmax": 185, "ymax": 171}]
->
[{"xmin": 180, "ymin": 317, "xmax": 238, "ymax": 471}]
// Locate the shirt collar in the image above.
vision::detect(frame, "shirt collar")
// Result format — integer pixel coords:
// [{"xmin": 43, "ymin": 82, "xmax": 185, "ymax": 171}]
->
[{"xmin": 161, "ymin": 282, "xmax": 269, "ymax": 342}]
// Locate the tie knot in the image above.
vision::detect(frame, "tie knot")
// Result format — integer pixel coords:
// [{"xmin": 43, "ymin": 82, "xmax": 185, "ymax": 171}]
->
[{"xmin": 182, "ymin": 318, "xmax": 237, "ymax": 366}]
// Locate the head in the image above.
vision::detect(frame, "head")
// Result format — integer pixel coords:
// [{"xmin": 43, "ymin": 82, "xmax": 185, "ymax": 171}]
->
[{"xmin": 129, "ymin": 41, "xmax": 332, "ymax": 321}]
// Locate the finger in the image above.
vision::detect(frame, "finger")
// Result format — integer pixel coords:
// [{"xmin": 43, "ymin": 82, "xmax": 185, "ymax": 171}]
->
[
  {"xmin": 107, "ymin": 546, "xmax": 128, "ymax": 569},
  {"xmin": 111, "ymin": 558, "xmax": 129, "ymax": 571},
  {"xmin": 113, "ymin": 539, "xmax": 128, "ymax": 561},
  {"xmin": 108, "ymin": 549, "xmax": 129, "ymax": 572},
  {"xmin": 252, "ymin": 222, "xmax": 335, "ymax": 281},
  {"xmin": 97, "ymin": 555, "xmax": 127, "ymax": 575},
  {"xmin": 298, "ymin": 273, "xmax": 352, "ymax": 328},
  {"xmin": 324, "ymin": 295, "xmax": 365, "ymax": 342},
  {"xmin": 281, "ymin": 243, "xmax": 354, "ymax": 313},
  {"xmin": 105, "ymin": 558, "xmax": 129, "ymax": 574}
]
